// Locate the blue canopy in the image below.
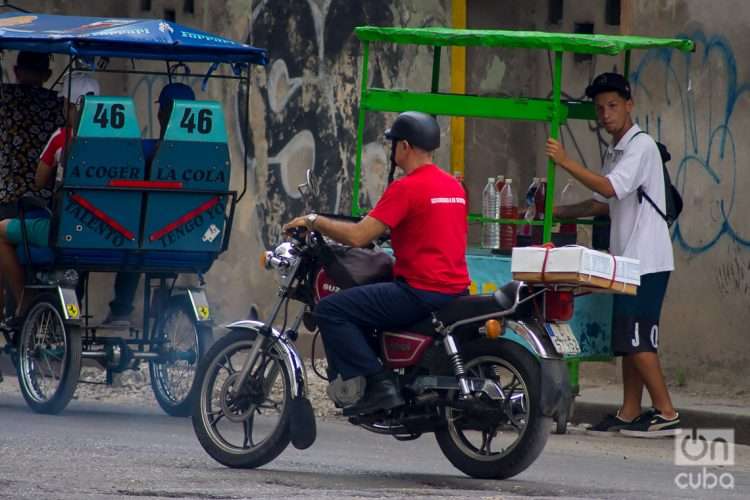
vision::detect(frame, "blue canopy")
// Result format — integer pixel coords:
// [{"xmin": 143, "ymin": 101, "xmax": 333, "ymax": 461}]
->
[{"xmin": 0, "ymin": 12, "xmax": 268, "ymax": 65}]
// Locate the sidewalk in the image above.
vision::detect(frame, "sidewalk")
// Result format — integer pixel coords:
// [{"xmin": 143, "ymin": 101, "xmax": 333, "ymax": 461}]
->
[{"xmin": 572, "ymin": 383, "xmax": 750, "ymax": 445}]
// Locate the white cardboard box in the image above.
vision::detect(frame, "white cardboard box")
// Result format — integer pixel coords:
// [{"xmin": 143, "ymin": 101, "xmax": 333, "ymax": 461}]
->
[{"xmin": 510, "ymin": 245, "xmax": 640, "ymax": 293}]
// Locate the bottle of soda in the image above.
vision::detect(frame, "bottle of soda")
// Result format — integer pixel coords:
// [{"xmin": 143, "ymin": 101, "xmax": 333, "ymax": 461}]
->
[
  {"xmin": 500, "ymin": 178, "xmax": 518, "ymax": 252},
  {"xmin": 532, "ymin": 177, "xmax": 547, "ymax": 244},
  {"xmin": 481, "ymin": 177, "xmax": 500, "ymax": 249}
]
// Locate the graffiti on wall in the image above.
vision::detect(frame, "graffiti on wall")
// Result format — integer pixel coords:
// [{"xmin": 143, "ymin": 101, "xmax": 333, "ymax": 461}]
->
[
  {"xmin": 630, "ymin": 30, "xmax": 750, "ymax": 254},
  {"xmin": 238, "ymin": 0, "xmax": 433, "ymax": 247}
]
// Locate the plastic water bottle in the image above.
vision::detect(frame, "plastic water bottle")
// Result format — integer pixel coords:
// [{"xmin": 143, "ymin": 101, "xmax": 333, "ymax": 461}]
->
[
  {"xmin": 520, "ymin": 177, "xmax": 539, "ymax": 239},
  {"xmin": 482, "ymin": 177, "xmax": 500, "ymax": 249},
  {"xmin": 500, "ymin": 179, "xmax": 518, "ymax": 251},
  {"xmin": 533, "ymin": 177, "xmax": 547, "ymax": 244}
]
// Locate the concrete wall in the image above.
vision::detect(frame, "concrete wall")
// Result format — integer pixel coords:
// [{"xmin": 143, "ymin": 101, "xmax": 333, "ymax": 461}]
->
[{"xmin": 624, "ymin": 0, "xmax": 750, "ymax": 385}]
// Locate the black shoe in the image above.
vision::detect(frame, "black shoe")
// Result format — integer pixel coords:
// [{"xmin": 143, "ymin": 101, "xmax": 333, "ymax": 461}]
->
[
  {"xmin": 99, "ymin": 312, "xmax": 130, "ymax": 328},
  {"xmin": 0, "ymin": 315, "xmax": 22, "ymax": 331},
  {"xmin": 620, "ymin": 410, "xmax": 681, "ymax": 438},
  {"xmin": 587, "ymin": 408, "xmax": 655, "ymax": 435},
  {"xmin": 343, "ymin": 372, "xmax": 404, "ymax": 416}
]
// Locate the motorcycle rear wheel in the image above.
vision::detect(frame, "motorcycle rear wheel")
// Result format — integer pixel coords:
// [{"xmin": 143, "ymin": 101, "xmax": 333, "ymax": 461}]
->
[
  {"xmin": 434, "ymin": 339, "xmax": 550, "ymax": 479},
  {"xmin": 191, "ymin": 329, "xmax": 291, "ymax": 468}
]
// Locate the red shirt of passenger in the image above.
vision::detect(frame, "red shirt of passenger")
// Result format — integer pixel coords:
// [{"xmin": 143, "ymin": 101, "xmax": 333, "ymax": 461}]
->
[{"xmin": 369, "ymin": 164, "xmax": 470, "ymax": 294}]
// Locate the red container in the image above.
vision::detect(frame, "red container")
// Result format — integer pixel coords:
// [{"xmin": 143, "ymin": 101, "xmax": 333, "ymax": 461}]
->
[
  {"xmin": 545, "ymin": 290, "xmax": 574, "ymax": 322},
  {"xmin": 500, "ymin": 179, "xmax": 517, "ymax": 251}
]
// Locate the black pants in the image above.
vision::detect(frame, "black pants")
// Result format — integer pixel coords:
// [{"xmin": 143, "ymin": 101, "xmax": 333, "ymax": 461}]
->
[
  {"xmin": 313, "ymin": 280, "xmax": 463, "ymax": 380},
  {"xmin": 109, "ymin": 272, "xmax": 140, "ymax": 316}
]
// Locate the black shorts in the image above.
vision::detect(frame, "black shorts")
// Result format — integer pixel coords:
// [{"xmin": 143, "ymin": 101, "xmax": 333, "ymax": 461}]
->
[{"xmin": 612, "ymin": 271, "xmax": 670, "ymax": 356}]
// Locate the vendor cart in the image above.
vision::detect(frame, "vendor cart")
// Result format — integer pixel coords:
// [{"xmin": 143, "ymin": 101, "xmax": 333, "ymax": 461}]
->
[{"xmin": 351, "ymin": 26, "xmax": 694, "ymax": 431}]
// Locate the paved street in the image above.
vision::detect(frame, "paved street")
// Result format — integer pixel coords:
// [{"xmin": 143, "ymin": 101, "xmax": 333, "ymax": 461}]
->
[{"xmin": 0, "ymin": 391, "xmax": 747, "ymax": 500}]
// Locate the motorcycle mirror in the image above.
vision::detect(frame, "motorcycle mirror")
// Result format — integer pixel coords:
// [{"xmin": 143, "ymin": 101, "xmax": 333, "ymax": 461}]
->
[
  {"xmin": 298, "ymin": 169, "xmax": 320, "ymax": 213},
  {"xmin": 305, "ymin": 169, "xmax": 320, "ymax": 198}
]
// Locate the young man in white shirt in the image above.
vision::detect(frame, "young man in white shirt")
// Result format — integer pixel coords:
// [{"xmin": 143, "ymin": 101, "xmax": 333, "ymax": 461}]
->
[{"xmin": 545, "ymin": 72, "xmax": 680, "ymax": 437}]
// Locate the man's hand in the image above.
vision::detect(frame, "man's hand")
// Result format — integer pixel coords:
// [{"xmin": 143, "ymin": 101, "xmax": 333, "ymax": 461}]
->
[
  {"xmin": 544, "ymin": 137, "xmax": 616, "ymax": 199},
  {"xmin": 282, "ymin": 214, "xmax": 387, "ymax": 248},
  {"xmin": 282, "ymin": 215, "xmax": 310, "ymax": 233},
  {"xmin": 545, "ymin": 138, "xmax": 569, "ymax": 167}
]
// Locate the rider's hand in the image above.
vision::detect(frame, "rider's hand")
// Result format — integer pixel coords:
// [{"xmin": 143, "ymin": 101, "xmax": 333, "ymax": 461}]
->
[
  {"xmin": 545, "ymin": 138, "xmax": 569, "ymax": 167},
  {"xmin": 282, "ymin": 216, "xmax": 309, "ymax": 234}
]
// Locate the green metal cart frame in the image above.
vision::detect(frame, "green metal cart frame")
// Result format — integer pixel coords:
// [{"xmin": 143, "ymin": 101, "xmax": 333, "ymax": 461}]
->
[{"xmin": 351, "ymin": 26, "xmax": 694, "ymax": 390}]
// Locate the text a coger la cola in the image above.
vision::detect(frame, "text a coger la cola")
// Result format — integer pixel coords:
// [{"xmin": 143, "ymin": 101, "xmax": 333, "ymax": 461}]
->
[{"xmin": 66, "ymin": 164, "xmax": 227, "ymax": 184}]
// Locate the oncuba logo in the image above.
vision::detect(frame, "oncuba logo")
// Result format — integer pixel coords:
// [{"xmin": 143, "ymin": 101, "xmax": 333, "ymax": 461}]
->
[{"xmin": 674, "ymin": 428, "xmax": 734, "ymax": 490}]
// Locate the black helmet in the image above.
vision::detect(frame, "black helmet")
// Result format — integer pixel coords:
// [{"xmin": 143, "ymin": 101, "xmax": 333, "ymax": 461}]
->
[{"xmin": 384, "ymin": 111, "xmax": 440, "ymax": 151}]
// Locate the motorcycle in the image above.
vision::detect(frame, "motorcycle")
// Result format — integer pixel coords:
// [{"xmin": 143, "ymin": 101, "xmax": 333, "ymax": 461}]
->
[{"xmin": 191, "ymin": 172, "xmax": 575, "ymax": 479}]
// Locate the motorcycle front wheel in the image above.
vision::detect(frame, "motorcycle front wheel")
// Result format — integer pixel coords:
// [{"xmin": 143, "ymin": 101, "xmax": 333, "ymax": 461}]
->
[
  {"xmin": 191, "ymin": 329, "xmax": 291, "ymax": 468},
  {"xmin": 434, "ymin": 339, "xmax": 550, "ymax": 479}
]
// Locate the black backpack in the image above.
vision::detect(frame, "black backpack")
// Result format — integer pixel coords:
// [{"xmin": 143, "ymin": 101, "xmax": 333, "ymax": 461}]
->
[{"xmin": 631, "ymin": 131, "xmax": 683, "ymax": 227}]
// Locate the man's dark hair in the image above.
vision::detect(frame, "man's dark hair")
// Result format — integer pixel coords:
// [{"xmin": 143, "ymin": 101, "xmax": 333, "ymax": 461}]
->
[
  {"xmin": 585, "ymin": 72, "xmax": 632, "ymax": 101},
  {"xmin": 16, "ymin": 51, "xmax": 51, "ymax": 73}
]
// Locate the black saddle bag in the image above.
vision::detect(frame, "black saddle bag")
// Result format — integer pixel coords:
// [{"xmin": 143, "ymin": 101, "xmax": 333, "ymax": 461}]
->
[{"xmin": 320, "ymin": 244, "xmax": 394, "ymax": 289}]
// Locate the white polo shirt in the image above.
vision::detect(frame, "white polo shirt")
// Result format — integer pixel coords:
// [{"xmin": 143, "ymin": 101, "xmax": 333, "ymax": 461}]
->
[{"xmin": 593, "ymin": 124, "xmax": 674, "ymax": 276}]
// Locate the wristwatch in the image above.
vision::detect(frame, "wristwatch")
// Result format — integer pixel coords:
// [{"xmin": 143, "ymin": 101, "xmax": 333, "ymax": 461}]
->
[{"xmin": 305, "ymin": 213, "xmax": 319, "ymax": 229}]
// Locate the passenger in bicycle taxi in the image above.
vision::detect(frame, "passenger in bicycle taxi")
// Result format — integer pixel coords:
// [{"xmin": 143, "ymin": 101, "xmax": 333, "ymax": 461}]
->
[
  {"xmin": 0, "ymin": 51, "xmax": 65, "ymax": 218},
  {"xmin": 0, "ymin": 73, "xmax": 100, "ymax": 325},
  {"xmin": 101, "ymin": 82, "xmax": 196, "ymax": 328},
  {"xmin": 283, "ymin": 111, "xmax": 470, "ymax": 415},
  {"xmin": 0, "ymin": 51, "xmax": 66, "ymax": 322}
]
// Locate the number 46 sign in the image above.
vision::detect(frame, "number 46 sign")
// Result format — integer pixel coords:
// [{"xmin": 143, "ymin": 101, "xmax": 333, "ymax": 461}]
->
[{"xmin": 167, "ymin": 101, "xmax": 227, "ymax": 143}]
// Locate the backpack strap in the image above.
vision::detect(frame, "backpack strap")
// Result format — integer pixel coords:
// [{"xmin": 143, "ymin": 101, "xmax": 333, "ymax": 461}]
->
[{"xmin": 627, "ymin": 131, "xmax": 670, "ymax": 222}]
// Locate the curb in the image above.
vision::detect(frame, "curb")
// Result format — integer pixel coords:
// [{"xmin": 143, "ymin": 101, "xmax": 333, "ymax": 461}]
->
[{"xmin": 572, "ymin": 401, "xmax": 750, "ymax": 446}]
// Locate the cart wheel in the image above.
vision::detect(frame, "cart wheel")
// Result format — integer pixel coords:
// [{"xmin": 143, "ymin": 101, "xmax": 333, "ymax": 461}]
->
[
  {"xmin": 16, "ymin": 294, "xmax": 81, "ymax": 415},
  {"xmin": 149, "ymin": 295, "xmax": 212, "ymax": 417}
]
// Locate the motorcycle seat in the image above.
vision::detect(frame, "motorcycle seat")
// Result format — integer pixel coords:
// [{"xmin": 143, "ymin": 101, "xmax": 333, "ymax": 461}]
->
[{"xmin": 401, "ymin": 282, "xmax": 521, "ymax": 336}]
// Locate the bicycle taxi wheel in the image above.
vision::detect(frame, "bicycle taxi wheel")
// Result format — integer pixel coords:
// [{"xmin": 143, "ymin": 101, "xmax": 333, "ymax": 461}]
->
[
  {"xmin": 149, "ymin": 295, "xmax": 212, "ymax": 417},
  {"xmin": 16, "ymin": 294, "xmax": 82, "ymax": 414}
]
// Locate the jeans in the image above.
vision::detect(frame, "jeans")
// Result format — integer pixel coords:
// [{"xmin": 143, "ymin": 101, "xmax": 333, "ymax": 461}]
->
[{"xmin": 313, "ymin": 280, "xmax": 464, "ymax": 380}]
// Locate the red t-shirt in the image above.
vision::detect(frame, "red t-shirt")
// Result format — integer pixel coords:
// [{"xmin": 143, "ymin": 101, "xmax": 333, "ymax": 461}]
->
[
  {"xmin": 40, "ymin": 127, "xmax": 71, "ymax": 168},
  {"xmin": 39, "ymin": 127, "xmax": 72, "ymax": 186},
  {"xmin": 369, "ymin": 164, "xmax": 470, "ymax": 294}
]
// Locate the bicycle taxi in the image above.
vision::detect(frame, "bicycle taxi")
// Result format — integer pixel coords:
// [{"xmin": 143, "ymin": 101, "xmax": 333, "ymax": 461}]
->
[{"xmin": 0, "ymin": 12, "xmax": 267, "ymax": 415}]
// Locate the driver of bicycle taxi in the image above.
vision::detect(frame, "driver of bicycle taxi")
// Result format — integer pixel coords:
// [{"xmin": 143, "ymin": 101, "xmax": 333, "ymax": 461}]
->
[{"xmin": 141, "ymin": 82, "xmax": 195, "ymax": 168}]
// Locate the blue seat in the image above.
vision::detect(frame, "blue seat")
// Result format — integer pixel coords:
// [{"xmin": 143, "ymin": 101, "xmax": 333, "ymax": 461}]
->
[
  {"xmin": 17, "ymin": 246, "xmax": 55, "ymax": 266},
  {"xmin": 141, "ymin": 100, "xmax": 230, "ymax": 254},
  {"xmin": 17, "ymin": 99, "xmax": 230, "ymax": 277}
]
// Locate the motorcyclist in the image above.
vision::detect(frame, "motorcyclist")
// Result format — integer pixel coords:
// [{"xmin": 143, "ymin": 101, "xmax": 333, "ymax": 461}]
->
[{"xmin": 283, "ymin": 111, "xmax": 470, "ymax": 414}]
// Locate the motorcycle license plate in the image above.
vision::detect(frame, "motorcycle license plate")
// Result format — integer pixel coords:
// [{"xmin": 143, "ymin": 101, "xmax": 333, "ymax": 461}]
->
[{"xmin": 544, "ymin": 323, "xmax": 581, "ymax": 356}]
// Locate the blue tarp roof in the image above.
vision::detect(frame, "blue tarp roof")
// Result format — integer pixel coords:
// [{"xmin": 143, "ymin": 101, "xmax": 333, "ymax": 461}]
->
[{"xmin": 0, "ymin": 12, "xmax": 268, "ymax": 65}]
